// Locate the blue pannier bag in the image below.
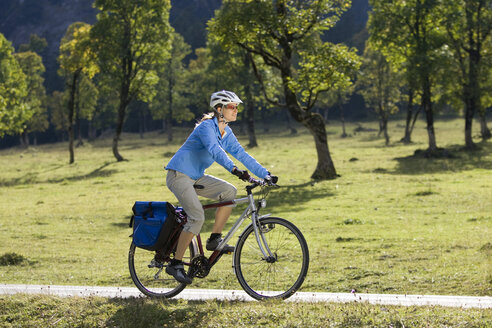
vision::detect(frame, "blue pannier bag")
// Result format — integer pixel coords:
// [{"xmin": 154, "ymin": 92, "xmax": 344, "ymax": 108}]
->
[{"xmin": 129, "ymin": 201, "xmax": 186, "ymax": 252}]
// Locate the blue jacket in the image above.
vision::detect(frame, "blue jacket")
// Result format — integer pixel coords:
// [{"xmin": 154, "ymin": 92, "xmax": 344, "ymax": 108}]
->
[{"xmin": 166, "ymin": 118, "xmax": 269, "ymax": 180}]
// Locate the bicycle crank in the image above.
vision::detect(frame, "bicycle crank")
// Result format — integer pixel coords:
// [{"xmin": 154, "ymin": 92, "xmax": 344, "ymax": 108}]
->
[{"xmin": 190, "ymin": 255, "xmax": 210, "ymax": 278}]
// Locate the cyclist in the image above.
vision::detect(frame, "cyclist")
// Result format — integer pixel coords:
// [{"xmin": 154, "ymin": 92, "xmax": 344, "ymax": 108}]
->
[{"xmin": 164, "ymin": 90, "xmax": 277, "ymax": 284}]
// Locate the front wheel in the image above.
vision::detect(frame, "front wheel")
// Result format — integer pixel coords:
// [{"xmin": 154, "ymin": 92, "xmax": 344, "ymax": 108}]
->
[
  {"xmin": 129, "ymin": 242, "xmax": 196, "ymax": 298},
  {"xmin": 234, "ymin": 217, "xmax": 309, "ymax": 300}
]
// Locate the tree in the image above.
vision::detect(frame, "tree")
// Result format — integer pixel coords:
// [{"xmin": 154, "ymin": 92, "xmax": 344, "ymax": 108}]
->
[
  {"xmin": 369, "ymin": 0, "xmax": 446, "ymax": 153},
  {"xmin": 209, "ymin": 0, "xmax": 361, "ymax": 180},
  {"xmin": 206, "ymin": 41, "xmax": 275, "ymax": 147},
  {"xmin": 74, "ymin": 75, "xmax": 98, "ymax": 145},
  {"xmin": 0, "ymin": 33, "xmax": 30, "ymax": 138},
  {"xmin": 48, "ymin": 91, "xmax": 68, "ymax": 141},
  {"xmin": 149, "ymin": 32, "xmax": 193, "ymax": 142},
  {"xmin": 59, "ymin": 22, "xmax": 99, "ymax": 164},
  {"xmin": 91, "ymin": 0, "xmax": 173, "ymax": 161},
  {"xmin": 18, "ymin": 34, "xmax": 48, "ymax": 55},
  {"xmin": 442, "ymin": 0, "xmax": 492, "ymax": 147},
  {"xmin": 357, "ymin": 43, "xmax": 401, "ymax": 145},
  {"xmin": 14, "ymin": 51, "xmax": 48, "ymax": 147}
]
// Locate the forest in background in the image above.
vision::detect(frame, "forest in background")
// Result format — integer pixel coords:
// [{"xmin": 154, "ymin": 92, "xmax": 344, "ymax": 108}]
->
[
  {"xmin": 0, "ymin": 0, "xmax": 370, "ymax": 149},
  {"xmin": 0, "ymin": 0, "xmax": 490, "ymax": 180}
]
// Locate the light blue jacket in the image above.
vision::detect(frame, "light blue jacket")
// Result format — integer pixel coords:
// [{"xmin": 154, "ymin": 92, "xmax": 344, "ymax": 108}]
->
[{"xmin": 166, "ymin": 118, "xmax": 269, "ymax": 180}]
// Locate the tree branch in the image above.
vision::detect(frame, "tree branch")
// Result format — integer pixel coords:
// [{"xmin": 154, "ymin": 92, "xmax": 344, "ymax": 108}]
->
[{"xmin": 249, "ymin": 54, "xmax": 285, "ymax": 107}]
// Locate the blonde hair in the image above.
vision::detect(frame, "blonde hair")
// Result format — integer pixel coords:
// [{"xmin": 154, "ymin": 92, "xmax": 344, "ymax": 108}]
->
[
  {"xmin": 197, "ymin": 112, "xmax": 215, "ymax": 124},
  {"xmin": 196, "ymin": 105, "xmax": 222, "ymax": 125}
]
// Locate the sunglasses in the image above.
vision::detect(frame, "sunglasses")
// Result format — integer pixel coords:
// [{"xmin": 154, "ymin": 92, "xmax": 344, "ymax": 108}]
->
[{"xmin": 226, "ymin": 104, "xmax": 239, "ymax": 110}]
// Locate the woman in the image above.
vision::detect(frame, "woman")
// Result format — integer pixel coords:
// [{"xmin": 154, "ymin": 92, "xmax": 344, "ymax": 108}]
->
[{"xmin": 164, "ymin": 90, "xmax": 277, "ymax": 284}]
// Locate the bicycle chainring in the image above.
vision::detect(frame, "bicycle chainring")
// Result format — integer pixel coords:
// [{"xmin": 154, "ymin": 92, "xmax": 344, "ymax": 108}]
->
[{"xmin": 190, "ymin": 255, "xmax": 210, "ymax": 278}]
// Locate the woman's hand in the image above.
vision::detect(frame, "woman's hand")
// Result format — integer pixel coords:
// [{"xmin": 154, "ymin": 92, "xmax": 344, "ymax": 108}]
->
[
  {"xmin": 231, "ymin": 166, "xmax": 251, "ymax": 182},
  {"xmin": 264, "ymin": 174, "xmax": 278, "ymax": 185}
]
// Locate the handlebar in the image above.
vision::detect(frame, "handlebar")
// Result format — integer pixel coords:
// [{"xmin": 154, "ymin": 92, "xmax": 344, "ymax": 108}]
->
[{"xmin": 245, "ymin": 177, "xmax": 278, "ymax": 193}]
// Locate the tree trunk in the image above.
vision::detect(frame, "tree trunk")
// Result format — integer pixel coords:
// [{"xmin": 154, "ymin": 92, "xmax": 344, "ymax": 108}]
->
[
  {"xmin": 244, "ymin": 53, "xmax": 258, "ymax": 147},
  {"xmin": 139, "ymin": 105, "xmax": 145, "ymax": 139},
  {"xmin": 339, "ymin": 97, "xmax": 347, "ymax": 138},
  {"xmin": 479, "ymin": 110, "xmax": 491, "ymax": 140},
  {"xmin": 306, "ymin": 113, "xmax": 337, "ymax": 180},
  {"xmin": 401, "ymin": 89, "xmax": 414, "ymax": 143},
  {"xmin": 283, "ymin": 81, "xmax": 336, "ymax": 179},
  {"xmin": 422, "ymin": 76, "xmax": 437, "ymax": 151},
  {"xmin": 261, "ymin": 108, "xmax": 269, "ymax": 133},
  {"xmin": 166, "ymin": 113, "xmax": 173, "ymax": 142},
  {"xmin": 88, "ymin": 120, "xmax": 96, "ymax": 142},
  {"xmin": 113, "ymin": 86, "xmax": 129, "ymax": 162},
  {"xmin": 382, "ymin": 116, "xmax": 390, "ymax": 146},
  {"xmin": 464, "ymin": 94, "xmax": 475, "ymax": 148},
  {"xmin": 285, "ymin": 111, "xmax": 297, "ymax": 135},
  {"xmin": 19, "ymin": 132, "xmax": 29, "ymax": 148},
  {"xmin": 464, "ymin": 40, "xmax": 479, "ymax": 148},
  {"xmin": 67, "ymin": 72, "xmax": 79, "ymax": 164},
  {"xmin": 75, "ymin": 87, "xmax": 83, "ymax": 147},
  {"xmin": 323, "ymin": 107, "xmax": 329, "ymax": 123}
]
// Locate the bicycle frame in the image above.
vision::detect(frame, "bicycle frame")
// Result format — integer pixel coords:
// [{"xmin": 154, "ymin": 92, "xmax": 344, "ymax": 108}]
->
[{"xmin": 193, "ymin": 185, "xmax": 275, "ymax": 268}]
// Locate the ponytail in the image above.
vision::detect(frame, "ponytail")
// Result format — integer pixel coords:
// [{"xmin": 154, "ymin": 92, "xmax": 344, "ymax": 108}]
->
[{"xmin": 196, "ymin": 105, "xmax": 223, "ymax": 125}]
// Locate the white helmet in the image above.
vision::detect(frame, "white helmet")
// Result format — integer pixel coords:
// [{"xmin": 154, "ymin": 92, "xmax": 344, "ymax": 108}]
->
[{"xmin": 210, "ymin": 90, "xmax": 243, "ymax": 109}]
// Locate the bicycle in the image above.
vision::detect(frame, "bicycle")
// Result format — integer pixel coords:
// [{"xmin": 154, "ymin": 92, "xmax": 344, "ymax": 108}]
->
[{"xmin": 128, "ymin": 177, "xmax": 309, "ymax": 300}]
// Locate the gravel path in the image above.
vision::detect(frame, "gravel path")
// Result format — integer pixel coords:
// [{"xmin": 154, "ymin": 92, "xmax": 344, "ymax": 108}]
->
[{"xmin": 1, "ymin": 284, "xmax": 490, "ymax": 308}]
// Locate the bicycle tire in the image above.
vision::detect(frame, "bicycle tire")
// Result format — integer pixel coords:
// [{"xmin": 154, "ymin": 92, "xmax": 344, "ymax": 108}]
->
[
  {"xmin": 234, "ymin": 217, "xmax": 309, "ymax": 300},
  {"xmin": 129, "ymin": 242, "xmax": 196, "ymax": 298}
]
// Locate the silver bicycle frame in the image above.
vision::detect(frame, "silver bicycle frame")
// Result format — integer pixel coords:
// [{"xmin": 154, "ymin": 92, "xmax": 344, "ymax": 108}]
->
[{"xmin": 215, "ymin": 193, "xmax": 275, "ymax": 259}]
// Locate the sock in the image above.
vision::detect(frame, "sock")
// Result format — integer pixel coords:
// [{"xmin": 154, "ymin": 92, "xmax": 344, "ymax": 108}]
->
[
  {"xmin": 210, "ymin": 233, "xmax": 221, "ymax": 240},
  {"xmin": 170, "ymin": 259, "xmax": 182, "ymax": 266}
]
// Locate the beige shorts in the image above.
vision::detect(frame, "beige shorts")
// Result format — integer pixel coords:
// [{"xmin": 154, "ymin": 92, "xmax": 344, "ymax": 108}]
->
[{"xmin": 166, "ymin": 170, "xmax": 237, "ymax": 235}]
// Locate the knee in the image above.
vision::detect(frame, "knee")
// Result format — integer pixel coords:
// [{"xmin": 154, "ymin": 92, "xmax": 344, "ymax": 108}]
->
[
  {"xmin": 184, "ymin": 215, "xmax": 205, "ymax": 235},
  {"xmin": 220, "ymin": 184, "xmax": 237, "ymax": 201}
]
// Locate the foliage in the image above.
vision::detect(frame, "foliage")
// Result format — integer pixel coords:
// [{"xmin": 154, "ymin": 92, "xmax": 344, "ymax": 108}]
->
[
  {"xmin": 209, "ymin": 0, "xmax": 361, "ymax": 180},
  {"xmin": 48, "ymin": 91, "xmax": 68, "ymax": 133},
  {"xmin": 14, "ymin": 51, "xmax": 48, "ymax": 134},
  {"xmin": 59, "ymin": 22, "xmax": 99, "ymax": 162},
  {"xmin": 18, "ymin": 34, "xmax": 48, "ymax": 55},
  {"xmin": 149, "ymin": 32, "xmax": 193, "ymax": 125},
  {"xmin": 357, "ymin": 42, "xmax": 402, "ymax": 131},
  {"xmin": 209, "ymin": 0, "xmax": 360, "ymax": 111},
  {"xmin": 439, "ymin": 0, "xmax": 492, "ymax": 145},
  {"xmin": 91, "ymin": 0, "xmax": 174, "ymax": 160},
  {"xmin": 369, "ymin": 0, "xmax": 448, "ymax": 151},
  {"xmin": 0, "ymin": 33, "xmax": 30, "ymax": 137},
  {"xmin": 91, "ymin": 0, "xmax": 173, "ymax": 104},
  {"xmin": 59, "ymin": 22, "xmax": 99, "ymax": 80},
  {"xmin": 76, "ymin": 74, "xmax": 98, "ymax": 122}
]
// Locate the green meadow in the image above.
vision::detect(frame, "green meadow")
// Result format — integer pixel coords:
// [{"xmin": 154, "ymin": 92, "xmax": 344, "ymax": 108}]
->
[{"xmin": 0, "ymin": 118, "xmax": 491, "ymax": 326}]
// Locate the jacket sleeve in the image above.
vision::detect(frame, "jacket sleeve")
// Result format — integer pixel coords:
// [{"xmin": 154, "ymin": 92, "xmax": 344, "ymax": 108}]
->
[
  {"xmin": 196, "ymin": 122, "xmax": 235, "ymax": 172},
  {"xmin": 225, "ymin": 130, "xmax": 269, "ymax": 178}
]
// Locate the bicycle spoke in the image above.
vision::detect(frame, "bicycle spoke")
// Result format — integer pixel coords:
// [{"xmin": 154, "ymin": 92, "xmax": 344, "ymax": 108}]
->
[
  {"xmin": 129, "ymin": 243, "xmax": 195, "ymax": 298},
  {"xmin": 234, "ymin": 217, "xmax": 309, "ymax": 300}
]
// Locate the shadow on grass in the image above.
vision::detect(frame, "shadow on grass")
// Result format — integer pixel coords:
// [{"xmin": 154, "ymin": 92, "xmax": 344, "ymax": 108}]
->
[
  {"xmin": 197, "ymin": 181, "xmax": 335, "ymax": 232},
  {"xmin": 108, "ymin": 298, "xmax": 213, "ymax": 327},
  {"xmin": 0, "ymin": 162, "xmax": 118, "ymax": 187},
  {"xmin": 390, "ymin": 142, "xmax": 491, "ymax": 175}
]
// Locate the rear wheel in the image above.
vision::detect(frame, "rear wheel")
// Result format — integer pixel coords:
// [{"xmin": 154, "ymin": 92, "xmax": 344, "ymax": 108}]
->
[
  {"xmin": 234, "ymin": 217, "xmax": 309, "ymax": 300},
  {"xmin": 129, "ymin": 242, "xmax": 196, "ymax": 298}
]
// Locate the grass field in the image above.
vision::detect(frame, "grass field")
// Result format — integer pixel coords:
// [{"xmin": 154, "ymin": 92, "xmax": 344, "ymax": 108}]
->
[{"xmin": 0, "ymin": 118, "xmax": 491, "ymax": 326}]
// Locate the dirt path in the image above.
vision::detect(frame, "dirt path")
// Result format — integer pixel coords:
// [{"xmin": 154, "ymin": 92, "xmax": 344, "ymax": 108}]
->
[{"xmin": 1, "ymin": 284, "xmax": 490, "ymax": 308}]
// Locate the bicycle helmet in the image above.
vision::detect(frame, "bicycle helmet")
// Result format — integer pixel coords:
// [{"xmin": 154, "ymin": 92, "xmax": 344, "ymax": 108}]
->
[{"xmin": 210, "ymin": 90, "xmax": 243, "ymax": 109}]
